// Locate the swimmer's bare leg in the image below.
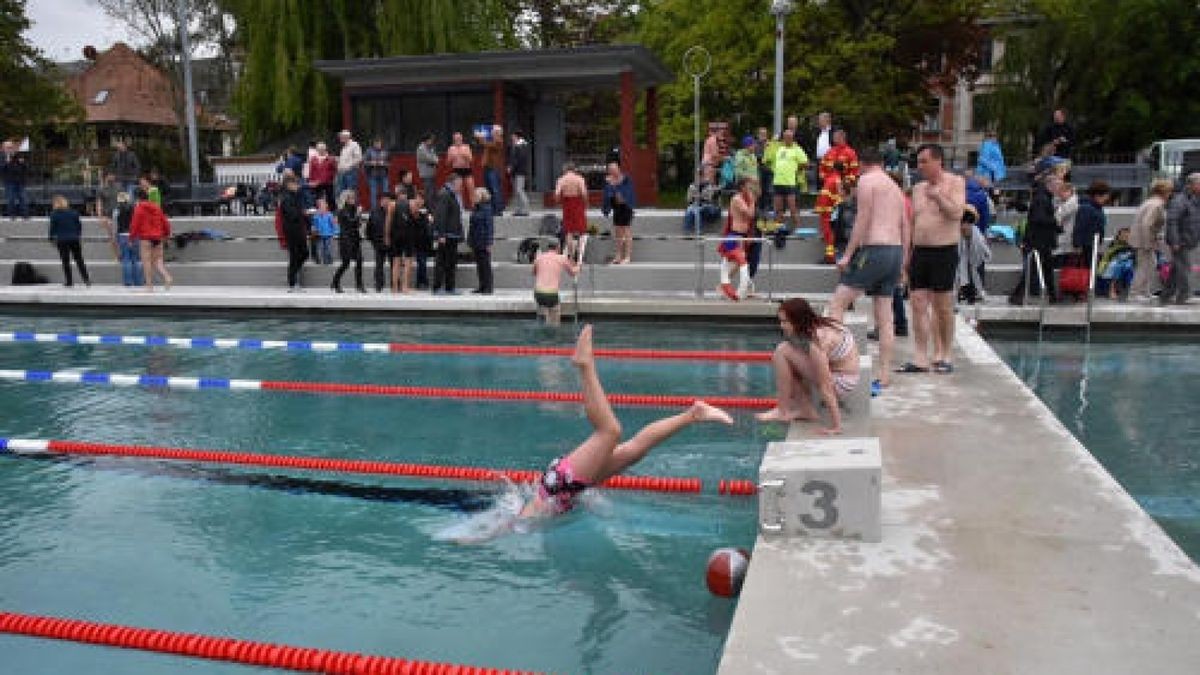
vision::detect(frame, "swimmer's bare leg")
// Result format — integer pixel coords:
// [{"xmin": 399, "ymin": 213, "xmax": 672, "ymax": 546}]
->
[
  {"xmin": 597, "ymin": 401, "xmax": 733, "ymax": 483},
  {"xmin": 756, "ymin": 341, "xmax": 820, "ymax": 422},
  {"xmin": 560, "ymin": 325, "xmax": 623, "ymax": 482}
]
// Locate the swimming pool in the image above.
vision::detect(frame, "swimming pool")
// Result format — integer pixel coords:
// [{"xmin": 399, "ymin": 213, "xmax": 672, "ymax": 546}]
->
[
  {"xmin": 989, "ymin": 330, "xmax": 1200, "ymax": 564},
  {"xmin": 0, "ymin": 313, "xmax": 780, "ymax": 674}
]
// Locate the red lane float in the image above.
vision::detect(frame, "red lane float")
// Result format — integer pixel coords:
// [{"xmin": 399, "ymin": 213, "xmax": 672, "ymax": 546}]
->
[
  {"xmin": 257, "ymin": 380, "xmax": 775, "ymax": 410},
  {"xmin": 0, "ymin": 610, "xmax": 539, "ymax": 674},
  {"xmin": 39, "ymin": 440, "xmax": 709, "ymax": 495},
  {"xmin": 388, "ymin": 343, "xmax": 772, "ymax": 363},
  {"xmin": 717, "ymin": 479, "xmax": 759, "ymax": 496}
]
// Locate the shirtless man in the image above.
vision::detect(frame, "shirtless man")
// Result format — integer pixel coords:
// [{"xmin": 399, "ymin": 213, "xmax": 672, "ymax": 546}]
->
[
  {"xmin": 827, "ymin": 147, "xmax": 911, "ymax": 386},
  {"xmin": 899, "ymin": 143, "xmax": 965, "ymax": 374},
  {"xmin": 718, "ymin": 177, "xmax": 758, "ymax": 301},
  {"xmin": 532, "ymin": 240, "xmax": 580, "ymax": 326},
  {"xmin": 446, "ymin": 132, "xmax": 475, "ymax": 209},
  {"xmin": 555, "ymin": 163, "xmax": 589, "ymax": 259}
]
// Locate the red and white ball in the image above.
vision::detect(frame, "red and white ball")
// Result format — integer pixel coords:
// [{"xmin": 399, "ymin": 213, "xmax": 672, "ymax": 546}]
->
[{"xmin": 705, "ymin": 547, "xmax": 751, "ymax": 597}]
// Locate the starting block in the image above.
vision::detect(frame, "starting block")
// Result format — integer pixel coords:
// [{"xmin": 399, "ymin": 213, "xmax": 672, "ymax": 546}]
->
[{"xmin": 758, "ymin": 437, "xmax": 882, "ymax": 542}]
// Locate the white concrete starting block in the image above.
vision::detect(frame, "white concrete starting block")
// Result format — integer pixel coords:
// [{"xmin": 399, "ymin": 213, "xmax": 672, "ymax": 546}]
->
[{"xmin": 758, "ymin": 437, "xmax": 882, "ymax": 542}]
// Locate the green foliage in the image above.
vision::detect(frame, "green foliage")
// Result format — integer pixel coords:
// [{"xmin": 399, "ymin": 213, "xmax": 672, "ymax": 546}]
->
[
  {"xmin": 635, "ymin": 0, "xmax": 987, "ymax": 148},
  {"xmin": 984, "ymin": 0, "xmax": 1200, "ymax": 156},
  {"xmin": 0, "ymin": 0, "xmax": 83, "ymax": 138},
  {"xmin": 223, "ymin": 0, "xmax": 514, "ymax": 148}
]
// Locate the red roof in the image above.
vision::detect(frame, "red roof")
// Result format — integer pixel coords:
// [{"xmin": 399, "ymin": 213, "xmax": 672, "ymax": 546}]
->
[{"xmin": 65, "ymin": 43, "xmax": 232, "ymax": 130}]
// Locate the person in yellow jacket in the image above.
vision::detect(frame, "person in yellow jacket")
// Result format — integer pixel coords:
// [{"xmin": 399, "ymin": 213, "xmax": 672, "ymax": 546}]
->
[{"xmin": 766, "ymin": 129, "xmax": 809, "ymax": 231}]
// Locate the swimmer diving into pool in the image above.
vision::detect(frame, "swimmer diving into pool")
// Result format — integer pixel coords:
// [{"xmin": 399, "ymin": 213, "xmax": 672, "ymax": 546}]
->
[{"xmin": 448, "ymin": 325, "xmax": 733, "ymax": 542}]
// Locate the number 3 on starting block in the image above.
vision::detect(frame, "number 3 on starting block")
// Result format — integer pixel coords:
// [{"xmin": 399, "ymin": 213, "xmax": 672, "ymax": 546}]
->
[{"xmin": 758, "ymin": 438, "xmax": 881, "ymax": 542}]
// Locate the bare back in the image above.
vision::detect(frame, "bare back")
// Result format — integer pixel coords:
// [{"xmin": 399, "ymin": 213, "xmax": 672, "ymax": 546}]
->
[
  {"xmin": 555, "ymin": 172, "xmax": 587, "ymax": 199},
  {"xmin": 533, "ymin": 251, "xmax": 574, "ymax": 290},
  {"xmin": 855, "ymin": 168, "xmax": 907, "ymax": 246}
]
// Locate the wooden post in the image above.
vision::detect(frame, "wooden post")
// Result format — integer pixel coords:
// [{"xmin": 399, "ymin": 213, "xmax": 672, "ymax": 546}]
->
[
  {"xmin": 341, "ymin": 88, "xmax": 352, "ymax": 131},
  {"xmin": 619, "ymin": 71, "xmax": 636, "ymax": 168},
  {"xmin": 492, "ymin": 81, "xmax": 505, "ymax": 127}
]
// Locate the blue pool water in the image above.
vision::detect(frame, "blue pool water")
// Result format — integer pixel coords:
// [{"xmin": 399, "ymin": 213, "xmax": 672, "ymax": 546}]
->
[
  {"xmin": 0, "ymin": 313, "xmax": 781, "ymax": 674},
  {"xmin": 989, "ymin": 331, "xmax": 1200, "ymax": 564}
]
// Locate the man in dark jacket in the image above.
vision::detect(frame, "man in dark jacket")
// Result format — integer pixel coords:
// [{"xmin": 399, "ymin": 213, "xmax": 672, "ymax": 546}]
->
[
  {"xmin": 278, "ymin": 176, "xmax": 309, "ymax": 291},
  {"xmin": 1009, "ymin": 175, "xmax": 1060, "ymax": 304},
  {"xmin": 365, "ymin": 192, "xmax": 394, "ymax": 292},
  {"xmin": 431, "ymin": 173, "xmax": 464, "ymax": 294},
  {"xmin": 1037, "ymin": 109, "xmax": 1075, "ymax": 160},
  {"xmin": 1161, "ymin": 173, "xmax": 1200, "ymax": 305},
  {"xmin": 1, "ymin": 140, "xmax": 29, "ymax": 219},
  {"xmin": 468, "ymin": 188, "xmax": 495, "ymax": 294},
  {"xmin": 1072, "ymin": 181, "xmax": 1111, "ymax": 265},
  {"xmin": 108, "ymin": 141, "xmax": 141, "ymax": 196}
]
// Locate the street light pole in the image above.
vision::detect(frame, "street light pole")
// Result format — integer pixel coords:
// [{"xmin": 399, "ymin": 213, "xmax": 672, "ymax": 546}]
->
[
  {"xmin": 177, "ymin": 0, "xmax": 200, "ymax": 193},
  {"xmin": 771, "ymin": 0, "xmax": 794, "ymax": 139}
]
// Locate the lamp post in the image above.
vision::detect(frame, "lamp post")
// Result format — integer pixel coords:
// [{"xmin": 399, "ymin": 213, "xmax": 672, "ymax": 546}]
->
[
  {"xmin": 683, "ymin": 46, "xmax": 712, "ymax": 184},
  {"xmin": 177, "ymin": 0, "xmax": 200, "ymax": 193},
  {"xmin": 771, "ymin": 0, "xmax": 794, "ymax": 139},
  {"xmin": 683, "ymin": 46, "xmax": 711, "ymax": 298}
]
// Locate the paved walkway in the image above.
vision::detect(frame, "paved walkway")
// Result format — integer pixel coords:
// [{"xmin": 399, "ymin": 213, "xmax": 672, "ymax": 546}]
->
[{"xmin": 719, "ymin": 316, "xmax": 1200, "ymax": 673}]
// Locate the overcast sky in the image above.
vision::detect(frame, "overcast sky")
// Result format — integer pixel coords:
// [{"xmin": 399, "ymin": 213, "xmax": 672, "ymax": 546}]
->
[{"xmin": 26, "ymin": 0, "xmax": 136, "ymax": 62}]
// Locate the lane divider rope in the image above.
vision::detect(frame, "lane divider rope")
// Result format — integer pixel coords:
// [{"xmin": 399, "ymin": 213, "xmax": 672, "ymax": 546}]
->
[
  {"xmin": 0, "ymin": 438, "xmax": 757, "ymax": 496},
  {"xmin": 0, "ymin": 331, "xmax": 772, "ymax": 363},
  {"xmin": 0, "ymin": 368, "xmax": 775, "ymax": 410},
  {"xmin": 0, "ymin": 610, "xmax": 540, "ymax": 674}
]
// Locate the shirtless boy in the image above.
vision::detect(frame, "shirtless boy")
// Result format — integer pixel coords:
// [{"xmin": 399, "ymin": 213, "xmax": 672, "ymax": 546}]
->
[{"xmin": 532, "ymin": 240, "xmax": 580, "ymax": 326}]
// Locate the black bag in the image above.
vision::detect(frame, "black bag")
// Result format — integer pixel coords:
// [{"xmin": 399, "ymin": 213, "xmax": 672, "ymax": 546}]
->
[
  {"xmin": 516, "ymin": 237, "xmax": 540, "ymax": 263},
  {"xmin": 12, "ymin": 261, "xmax": 49, "ymax": 285}
]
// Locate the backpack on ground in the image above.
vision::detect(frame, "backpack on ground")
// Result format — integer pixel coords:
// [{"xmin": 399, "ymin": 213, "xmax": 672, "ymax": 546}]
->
[{"xmin": 12, "ymin": 261, "xmax": 49, "ymax": 285}]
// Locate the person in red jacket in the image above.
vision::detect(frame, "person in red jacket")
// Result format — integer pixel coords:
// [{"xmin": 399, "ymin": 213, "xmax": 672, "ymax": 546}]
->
[
  {"xmin": 129, "ymin": 187, "xmax": 173, "ymax": 291},
  {"xmin": 307, "ymin": 142, "xmax": 338, "ymax": 210},
  {"xmin": 814, "ymin": 129, "xmax": 860, "ymax": 263}
]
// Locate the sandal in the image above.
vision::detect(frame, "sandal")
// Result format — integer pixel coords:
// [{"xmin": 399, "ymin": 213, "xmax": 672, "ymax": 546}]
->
[
  {"xmin": 932, "ymin": 360, "xmax": 955, "ymax": 374},
  {"xmin": 894, "ymin": 362, "xmax": 929, "ymax": 374}
]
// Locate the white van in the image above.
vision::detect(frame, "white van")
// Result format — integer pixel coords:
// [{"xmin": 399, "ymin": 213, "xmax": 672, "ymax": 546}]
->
[{"xmin": 1144, "ymin": 139, "xmax": 1200, "ymax": 183}]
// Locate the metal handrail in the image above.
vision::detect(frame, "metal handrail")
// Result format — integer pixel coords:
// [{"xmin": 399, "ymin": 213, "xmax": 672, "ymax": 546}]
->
[
  {"xmin": 1086, "ymin": 233, "xmax": 1101, "ymax": 333},
  {"xmin": 1032, "ymin": 249, "xmax": 1048, "ymax": 337}
]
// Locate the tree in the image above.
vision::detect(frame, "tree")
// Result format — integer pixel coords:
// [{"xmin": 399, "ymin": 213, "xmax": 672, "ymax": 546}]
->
[
  {"xmin": 500, "ymin": 0, "xmax": 639, "ymax": 47},
  {"xmin": 0, "ymin": 0, "xmax": 83, "ymax": 138},
  {"xmin": 983, "ymin": 0, "xmax": 1200, "ymax": 157},
  {"xmin": 221, "ymin": 0, "xmax": 515, "ymax": 149},
  {"xmin": 635, "ymin": 0, "xmax": 986, "ymax": 150}
]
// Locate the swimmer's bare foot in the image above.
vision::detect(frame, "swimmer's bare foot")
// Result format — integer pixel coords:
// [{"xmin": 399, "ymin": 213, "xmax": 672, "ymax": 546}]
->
[
  {"xmin": 755, "ymin": 407, "xmax": 818, "ymax": 422},
  {"xmin": 691, "ymin": 400, "xmax": 734, "ymax": 425},
  {"xmin": 755, "ymin": 407, "xmax": 790, "ymax": 422},
  {"xmin": 571, "ymin": 324, "xmax": 594, "ymax": 367}
]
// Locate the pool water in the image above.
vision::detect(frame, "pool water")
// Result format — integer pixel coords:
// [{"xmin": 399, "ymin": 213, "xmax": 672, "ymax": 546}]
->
[
  {"xmin": 989, "ymin": 331, "xmax": 1200, "ymax": 564},
  {"xmin": 0, "ymin": 313, "xmax": 781, "ymax": 674}
]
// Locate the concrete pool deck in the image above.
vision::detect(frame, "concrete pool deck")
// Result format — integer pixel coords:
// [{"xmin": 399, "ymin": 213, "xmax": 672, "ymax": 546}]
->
[
  {"xmin": 1, "ymin": 284, "xmax": 1200, "ymax": 327},
  {"xmin": 2, "ymin": 284, "xmax": 1200, "ymax": 673},
  {"xmin": 719, "ymin": 316, "xmax": 1200, "ymax": 673}
]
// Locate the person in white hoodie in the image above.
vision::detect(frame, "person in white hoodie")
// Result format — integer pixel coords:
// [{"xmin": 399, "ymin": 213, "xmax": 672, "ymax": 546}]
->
[
  {"xmin": 1053, "ymin": 179, "xmax": 1078, "ymax": 259},
  {"xmin": 956, "ymin": 205, "xmax": 991, "ymax": 304}
]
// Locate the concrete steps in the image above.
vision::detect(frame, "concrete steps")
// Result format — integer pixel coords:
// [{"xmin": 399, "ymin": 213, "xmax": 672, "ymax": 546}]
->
[{"xmin": 0, "ymin": 209, "xmax": 1039, "ymax": 294}]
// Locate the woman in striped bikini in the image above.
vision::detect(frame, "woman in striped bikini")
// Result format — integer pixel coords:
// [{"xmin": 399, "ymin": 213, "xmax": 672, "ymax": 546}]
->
[{"xmin": 756, "ymin": 297, "xmax": 860, "ymax": 435}]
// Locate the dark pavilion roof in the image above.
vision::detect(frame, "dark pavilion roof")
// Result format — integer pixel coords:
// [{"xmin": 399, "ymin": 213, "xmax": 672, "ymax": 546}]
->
[{"xmin": 315, "ymin": 45, "xmax": 674, "ymax": 92}]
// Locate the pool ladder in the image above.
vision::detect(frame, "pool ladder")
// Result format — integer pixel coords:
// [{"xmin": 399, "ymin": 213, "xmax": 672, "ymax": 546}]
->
[{"xmin": 1031, "ymin": 234, "xmax": 1100, "ymax": 341}]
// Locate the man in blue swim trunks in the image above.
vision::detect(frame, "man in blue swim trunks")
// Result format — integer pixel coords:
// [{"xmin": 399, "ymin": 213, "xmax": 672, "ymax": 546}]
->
[{"xmin": 826, "ymin": 147, "xmax": 911, "ymax": 387}]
